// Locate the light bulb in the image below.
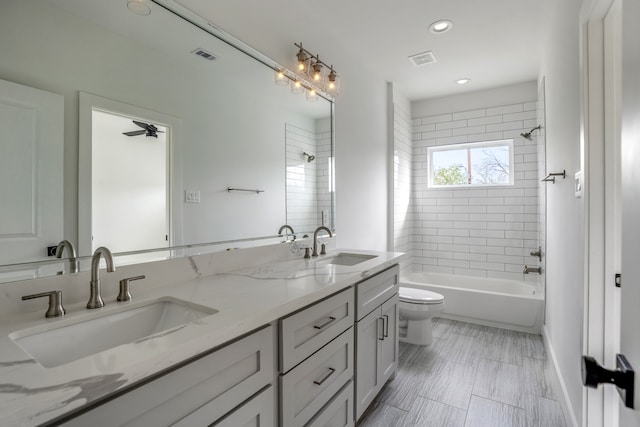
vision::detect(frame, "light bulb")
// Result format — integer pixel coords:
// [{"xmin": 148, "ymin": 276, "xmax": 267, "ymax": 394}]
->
[{"xmin": 274, "ymin": 70, "xmax": 289, "ymax": 86}]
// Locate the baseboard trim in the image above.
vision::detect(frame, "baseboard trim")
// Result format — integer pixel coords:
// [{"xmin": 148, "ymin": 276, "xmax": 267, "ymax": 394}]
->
[{"xmin": 542, "ymin": 325, "xmax": 580, "ymax": 427}]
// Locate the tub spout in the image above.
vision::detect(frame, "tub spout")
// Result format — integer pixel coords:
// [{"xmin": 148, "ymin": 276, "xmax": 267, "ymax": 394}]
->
[{"xmin": 523, "ymin": 265, "xmax": 542, "ymax": 275}]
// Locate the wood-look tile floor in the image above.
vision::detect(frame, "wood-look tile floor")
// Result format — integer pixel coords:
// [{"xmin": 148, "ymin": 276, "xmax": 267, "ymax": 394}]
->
[{"xmin": 358, "ymin": 318, "xmax": 566, "ymax": 427}]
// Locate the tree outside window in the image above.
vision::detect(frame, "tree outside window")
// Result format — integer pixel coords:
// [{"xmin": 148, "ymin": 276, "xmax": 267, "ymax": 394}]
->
[{"xmin": 428, "ymin": 140, "xmax": 514, "ymax": 187}]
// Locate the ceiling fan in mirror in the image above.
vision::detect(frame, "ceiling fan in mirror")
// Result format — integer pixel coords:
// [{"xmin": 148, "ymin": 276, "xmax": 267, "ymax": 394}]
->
[{"xmin": 122, "ymin": 120, "xmax": 164, "ymax": 138}]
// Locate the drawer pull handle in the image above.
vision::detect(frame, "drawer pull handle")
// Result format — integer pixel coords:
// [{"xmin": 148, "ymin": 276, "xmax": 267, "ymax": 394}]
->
[
  {"xmin": 383, "ymin": 314, "xmax": 389, "ymax": 338},
  {"xmin": 378, "ymin": 317, "xmax": 385, "ymax": 341},
  {"xmin": 313, "ymin": 367, "xmax": 336, "ymax": 385},
  {"xmin": 313, "ymin": 316, "xmax": 336, "ymax": 330}
]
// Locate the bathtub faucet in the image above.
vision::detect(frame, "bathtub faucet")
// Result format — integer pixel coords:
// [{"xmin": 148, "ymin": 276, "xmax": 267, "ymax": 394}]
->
[{"xmin": 523, "ymin": 265, "xmax": 542, "ymax": 275}]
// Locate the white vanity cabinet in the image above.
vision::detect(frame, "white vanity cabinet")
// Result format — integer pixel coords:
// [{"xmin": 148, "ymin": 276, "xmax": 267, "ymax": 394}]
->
[
  {"xmin": 279, "ymin": 287, "xmax": 355, "ymax": 427},
  {"xmin": 354, "ymin": 266, "xmax": 399, "ymax": 420},
  {"xmin": 61, "ymin": 325, "xmax": 275, "ymax": 427}
]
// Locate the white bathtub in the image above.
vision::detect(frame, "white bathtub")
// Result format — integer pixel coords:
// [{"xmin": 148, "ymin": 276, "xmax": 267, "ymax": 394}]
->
[{"xmin": 401, "ymin": 271, "xmax": 544, "ymax": 333}]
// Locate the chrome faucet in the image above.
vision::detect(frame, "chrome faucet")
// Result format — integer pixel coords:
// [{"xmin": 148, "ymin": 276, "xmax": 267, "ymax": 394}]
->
[
  {"xmin": 278, "ymin": 224, "xmax": 296, "ymax": 241},
  {"xmin": 523, "ymin": 265, "xmax": 542, "ymax": 275},
  {"xmin": 55, "ymin": 239, "xmax": 79, "ymax": 273},
  {"xmin": 87, "ymin": 247, "xmax": 115, "ymax": 309},
  {"xmin": 312, "ymin": 226, "xmax": 333, "ymax": 257}
]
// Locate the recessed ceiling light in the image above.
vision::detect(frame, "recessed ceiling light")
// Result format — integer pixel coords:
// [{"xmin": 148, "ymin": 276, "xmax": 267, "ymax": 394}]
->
[
  {"xmin": 456, "ymin": 78, "xmax": 471, "ymax": 85},
  {"xmin": 429, "ymin": 20, "xmax": 453, "ymax": 34},
  {"xmin": 127, "ymin": 0, "xmax": 151, "ymax": 16}
]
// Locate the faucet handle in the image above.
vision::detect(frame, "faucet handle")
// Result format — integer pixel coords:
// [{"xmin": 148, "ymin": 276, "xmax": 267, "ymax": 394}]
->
[
  {"xmin": 320, "ymin": 243, "xmax": 327, "ymax": 255},
  {"xmin": 117, "ymin": 275, "xmax": 146, "ymax": 302},
  {"xmin": 22, "ymin": 290, "xmax": 65, "ymax": 318}
]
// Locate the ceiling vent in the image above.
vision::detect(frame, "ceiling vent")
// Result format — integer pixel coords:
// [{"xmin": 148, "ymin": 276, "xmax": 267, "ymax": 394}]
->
[
  {"xmin": 408, "ymin": 51, "xmax": 436, "ymax": 67},
  {"xmin": 191, "ymin": 48, "xmax": 217, "ymax": 61}
]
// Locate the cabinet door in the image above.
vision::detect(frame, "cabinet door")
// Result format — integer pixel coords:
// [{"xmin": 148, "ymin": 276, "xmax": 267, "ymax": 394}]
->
[
  {"xmin": 211, "ymin": 385, "xmax": 274, "ymax": 427},
  {"xmin": 280, "ymin": 328, "xmax": 353, "ymax": 427},
  {"xmin": 356, "ymin": 266, "xmax": 399, "ymax": 320},
  {"xmin": 379, "ymin": 294, "xmax": 398, "ymax": 384},
  {"xmin": 280, "ymin": 288, "xmax": 354, "ymax": 373},
  {"xmin": 355, "ymin": 307, "xmax": 383, "ymax": 420},
  {"xmin": 61, "ymin": 326, "xmax": 274, "ymax": 427},
  {"xmin": 306, "ymin": 380, "xmax": 354, "ymax": 427}
]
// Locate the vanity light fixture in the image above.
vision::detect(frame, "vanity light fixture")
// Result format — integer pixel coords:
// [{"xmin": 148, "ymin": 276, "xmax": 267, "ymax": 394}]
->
[
  {"xmin": 455, "ymin": 78, "xmax": 471, "ymax": 85},
  {"xmin": 429, "ymin": 20, "xmax": 453, "ymax": 34},
  {"xmin": 273, "ymin": 43, "xmax": 339, "ymax": 101},
  {"xmin": 293, "ymin": 42, "xmax": 339, "ymax": 96}
]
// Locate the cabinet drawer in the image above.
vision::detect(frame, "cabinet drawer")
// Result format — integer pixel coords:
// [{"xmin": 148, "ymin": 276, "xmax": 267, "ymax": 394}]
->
[
  {"xmin": 280, "ymin": 327, "xmax": 354, "ymax": 427},
  {"xmin": 305, "ymin": 380, "xmax": 354, "ymax": 427},
  {"xmin": 356, "ymin": 265, "xmax": 399, "ymax": 320},
  {"xmin": 183, "ymin": 385, "xmax": 274, "ymax": 427},
  {"xmin": 280, "ymin": 288, "xmax": 354, "ymax": 372},
  {"xmin": 62, "ymin": 326, "xmax": 274, "ymax": 427}
]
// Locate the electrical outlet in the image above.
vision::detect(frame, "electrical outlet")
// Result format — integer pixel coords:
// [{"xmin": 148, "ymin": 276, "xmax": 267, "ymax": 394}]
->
[{"xmin": 185, "ymin": 190, "xmax": 201, "ymax": 203}]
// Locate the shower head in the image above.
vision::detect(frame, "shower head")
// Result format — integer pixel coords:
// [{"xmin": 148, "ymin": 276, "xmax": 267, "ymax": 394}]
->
[
  {"xmin": 303, "ymin": 152, "xmax": 315, "ymax": 163},
  {"xmin": 520, "ymin": 125, "xmax": 542, "ymax": 140}
]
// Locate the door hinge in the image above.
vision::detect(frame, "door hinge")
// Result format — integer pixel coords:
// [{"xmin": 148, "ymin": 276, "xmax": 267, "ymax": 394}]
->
[{"xmin": 615, "ymin": 273, "xmax": 622, "ymax": 288}]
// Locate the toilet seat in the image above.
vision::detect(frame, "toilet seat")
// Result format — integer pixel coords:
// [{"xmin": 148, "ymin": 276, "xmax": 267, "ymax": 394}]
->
[{"xmin": 399, "ymin": 287, "xmax": 444, "ymax": 305}]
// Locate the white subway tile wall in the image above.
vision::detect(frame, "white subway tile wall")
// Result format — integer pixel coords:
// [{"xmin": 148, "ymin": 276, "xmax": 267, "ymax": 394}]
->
[
  {"xmin": 403, "ymin": 101, "xmax": 542, "ymax": 282},
  {"xmin": 316, "ymin": 128, "xmax": 333, "ymax": 228},
  {"xmin": 286, "ymin": 124, "xmax": 317, "ymax": 233},
  {"xmin": 284, "ymin": 122, "xmax": 333, "ymax": 234}
]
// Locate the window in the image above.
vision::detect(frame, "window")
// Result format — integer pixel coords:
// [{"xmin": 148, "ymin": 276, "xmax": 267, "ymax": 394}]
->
[{"xmin": 428, "ymin": 139, "xmax": 514, "ymax": 187}]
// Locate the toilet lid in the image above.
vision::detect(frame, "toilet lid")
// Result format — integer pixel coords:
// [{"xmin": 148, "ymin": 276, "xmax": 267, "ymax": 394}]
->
[{"xmin": 399, "ymin": 287, "xmax": 444, "ymax": 304}]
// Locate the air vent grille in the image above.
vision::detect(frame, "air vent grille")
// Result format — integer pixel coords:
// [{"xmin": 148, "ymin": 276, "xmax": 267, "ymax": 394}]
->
[
  {"xmin": 408, "ymin": 51, "xmax": 436, "ymax": 67},
  {"xmin": 191, "ymin": 48, "xmax": 217, "ymax": 61}
]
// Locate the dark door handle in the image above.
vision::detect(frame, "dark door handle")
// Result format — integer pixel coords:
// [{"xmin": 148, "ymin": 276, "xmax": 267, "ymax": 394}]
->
[{"xmin": 582, "ymin": 354, "xmax": 635, "ymax": 408}]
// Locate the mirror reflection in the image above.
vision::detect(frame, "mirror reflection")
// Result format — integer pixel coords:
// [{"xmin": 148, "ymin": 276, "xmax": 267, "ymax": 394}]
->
[{"xmin": 0, "ymin": 0, "xmax": 334, "ymax": 273}]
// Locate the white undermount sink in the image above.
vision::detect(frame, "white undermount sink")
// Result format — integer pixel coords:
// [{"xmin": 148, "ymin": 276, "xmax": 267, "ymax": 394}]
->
[
  {"xmin": 320, "ymin": 253, "xmax": 377, "ymax": 266},
  {"xmin": 10, "ymin": 298, "xmax": 217, "ymax": 368}
]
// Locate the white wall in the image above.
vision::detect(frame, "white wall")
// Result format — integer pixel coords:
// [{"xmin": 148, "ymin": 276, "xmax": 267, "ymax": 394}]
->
[
  {"xmin": 392, "ymin": 85, "xmax": 413, "ymax": 272},
  {"xmin": 334, "ymin": 73, "xmax": 389, "ymax": 251},
  {"xmin": 539, "ymin": 0, "xmax": 585, "ymax": 424}
]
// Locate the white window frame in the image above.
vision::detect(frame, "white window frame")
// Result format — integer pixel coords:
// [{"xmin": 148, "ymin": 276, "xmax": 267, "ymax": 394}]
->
[{"xmin": 427, "ymin": 139, "xmax": 515, "ymax": 188}]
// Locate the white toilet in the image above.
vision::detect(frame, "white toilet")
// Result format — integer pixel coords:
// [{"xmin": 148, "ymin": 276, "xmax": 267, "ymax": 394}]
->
[{"xmin": 398, "ymin": 287, "xmax": 445, "ymax": 345}]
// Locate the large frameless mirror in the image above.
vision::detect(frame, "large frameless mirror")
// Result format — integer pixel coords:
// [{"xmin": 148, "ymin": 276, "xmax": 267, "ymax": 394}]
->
[{"xmin": 0, "ymin": 0, "xmax": 334, "ymax": 280}]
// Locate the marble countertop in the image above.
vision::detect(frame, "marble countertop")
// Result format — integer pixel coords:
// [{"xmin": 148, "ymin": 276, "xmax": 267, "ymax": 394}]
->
[{"xmin": 0, "ymin": 247, "xmax": 405, "ymax": 426}]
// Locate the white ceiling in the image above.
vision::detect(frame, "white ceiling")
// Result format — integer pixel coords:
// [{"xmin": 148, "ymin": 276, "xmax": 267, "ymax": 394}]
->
[{"xmin": 173, "ymin": 0, "xmax": 555, "ymax": 100}]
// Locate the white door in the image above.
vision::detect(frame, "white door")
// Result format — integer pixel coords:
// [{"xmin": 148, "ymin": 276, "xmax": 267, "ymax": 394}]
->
[
  {"xmin": 0, "ymin": 79, "xmax": 63, "ymax": 264},
  {"xmin": 618, "ymin": 0, "xmax": 640, "ymax": 423},
  {"xmin": 583, "ymin": 0, "xmax": 640, "ymax": 424}
]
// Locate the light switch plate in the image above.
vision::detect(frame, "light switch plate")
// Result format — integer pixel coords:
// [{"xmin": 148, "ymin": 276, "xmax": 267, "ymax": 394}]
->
[{"xmin": 185, "ymin": 190, "xmax": 200, "ymax": 203}]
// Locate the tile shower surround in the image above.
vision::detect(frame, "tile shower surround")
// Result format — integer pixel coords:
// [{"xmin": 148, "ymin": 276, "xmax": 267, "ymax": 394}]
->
[
  {"xmin": 359, "ymin": 318, "xmax": 566, "ymax": 427},
  {"xmin": 396, "ymin": 101, "xmax": 541, "ymax": 282},
  {"xmin": 285, "ymin": 123, "xmax": 332, "ymax": 233}
]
